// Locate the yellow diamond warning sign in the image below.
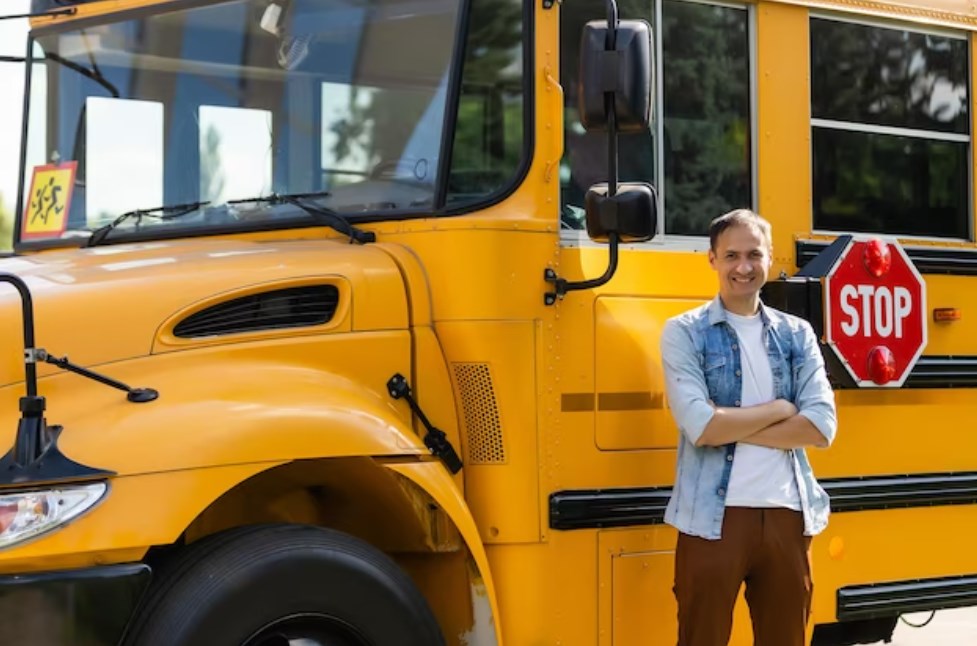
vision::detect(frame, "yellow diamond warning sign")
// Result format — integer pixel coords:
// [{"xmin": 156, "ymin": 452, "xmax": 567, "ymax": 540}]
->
[{"xmin": 22, "ymin": 162, "xmax": 77, "ymax": 240}]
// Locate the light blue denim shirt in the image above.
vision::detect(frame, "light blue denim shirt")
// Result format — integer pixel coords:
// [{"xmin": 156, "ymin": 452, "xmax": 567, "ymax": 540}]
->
[{"xmin": 660, "ymin": 296, "xmax": 837, "ymax": 539}]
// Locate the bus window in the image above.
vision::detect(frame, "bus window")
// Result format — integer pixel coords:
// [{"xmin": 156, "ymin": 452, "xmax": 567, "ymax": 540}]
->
[
  {"xmin": 86, "ymin": 97, "xmax": 164, "ymax": 226},
  {"xmin": 199, "ymin": 105, "xmax": 272, "ymax": 203},
  {"xmin": 560, "ymin": 0, "xmax": 752, "ymax": 237},
  {"xmin": 445, "ymin": 0, "xmax": 524, "ymax": 207},
  {"xmin": 660, "ymin": 0, "xmax": 751, "ymax": 236},
  {"xmin": 811, "ymin": 17, "xmax": 970, "ymax": 240}
]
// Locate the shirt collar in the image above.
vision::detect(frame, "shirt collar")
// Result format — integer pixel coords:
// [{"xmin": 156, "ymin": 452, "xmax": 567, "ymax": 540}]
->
[{"xmin": 707, "ymin": 295, "xmax": 773, "ymax": 327}]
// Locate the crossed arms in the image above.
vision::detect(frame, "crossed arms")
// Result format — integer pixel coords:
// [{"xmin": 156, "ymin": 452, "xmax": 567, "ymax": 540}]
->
[
  {"xmin": 699, "ymin": 399, "xmax": 827, "ymax": 449},
  {"xmin": 660, "ymin": 319, "xmax": 837, "ymax": 450}
]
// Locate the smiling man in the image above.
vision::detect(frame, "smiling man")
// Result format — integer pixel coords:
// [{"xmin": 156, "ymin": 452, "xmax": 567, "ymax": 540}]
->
[{"xmin": 659, "ymin": 209, "xmax": 837, "ymax": 646}]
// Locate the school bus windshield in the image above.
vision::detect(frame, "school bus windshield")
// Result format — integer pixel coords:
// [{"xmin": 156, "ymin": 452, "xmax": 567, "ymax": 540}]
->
[{"xmin": 17, "ymin": 0, "xmax": 527, "ymax": 246}]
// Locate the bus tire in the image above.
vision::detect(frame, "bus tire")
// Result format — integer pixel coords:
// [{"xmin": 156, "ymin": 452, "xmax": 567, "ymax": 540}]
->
[{"xmin": 124, "ymin": 523, "xmax": 445, "ymax": 646}]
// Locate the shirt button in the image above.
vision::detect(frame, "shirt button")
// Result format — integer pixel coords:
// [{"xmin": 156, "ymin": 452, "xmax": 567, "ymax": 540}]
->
[
  {"xmin": 726, "ymin": 454, "xmax": 734, "ymax": 462},
  {"xmin": 731, "ymin": 344, "xmax": 738, "ymax": 351},
  {"xmin": 735, "ymin": 370, "xmax": 742, "ymax": 377},
  {"xmin": 734, "ymin": 400, "xmax": 741, "ymax": 406},
  {"xmin": 717, "ymin": 488, "xmax": 726, "ymax": 496}
]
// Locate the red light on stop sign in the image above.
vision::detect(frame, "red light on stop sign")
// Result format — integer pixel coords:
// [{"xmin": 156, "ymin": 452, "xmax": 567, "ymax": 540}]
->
[
  {"xmin": 867, "ymin": 346, "xmax": 896, "ymax": 385},
  {"xmin": 862, "ymin": 239, "xmax": 892, "ymax": 277}
]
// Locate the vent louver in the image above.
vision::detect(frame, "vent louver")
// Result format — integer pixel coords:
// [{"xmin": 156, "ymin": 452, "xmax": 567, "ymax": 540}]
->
[
  {"xmin": 453, "ymin": 363, "xmax": 506, "ymax": 464},
  {"xmin": 173, "ymin": 286, "xmax": 339, "ymax": 338}
]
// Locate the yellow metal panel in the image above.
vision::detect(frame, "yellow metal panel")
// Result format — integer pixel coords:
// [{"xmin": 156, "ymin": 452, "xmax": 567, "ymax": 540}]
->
[
  {"xmin": 377, "ymin": 243, "xmax": 434, "ymax": 328},
  {"xmin": 813, "ymin": 505, "xmax": 977, "ymax": 622},
  {"xmin": 813, "ymin": 388, "xmax": 977, "ymax": 477},
  {"xmin": 775, "ymin": 0, "xmax": 977, "ymax": 30},
  {"xmin": 598, "ymin": 528, "xmax": 755, "ymax": 646},
  {"xmin": 436, "ymin": 321, "xmax": 540, "ymax": 544},
  {"xmin": 486, "ymin": 533, "xmax": 598, "ymax": 645},
  {"xmin": 921, "ymin": 276, "xmax": 977, "ymax": 354},
  {"xmin": 594, "ymin": 297, "xmax": 705, "ymax": 450},
  {"xmin": 757, "ymin": 0, "xmax": 813, "ymax": 269}
]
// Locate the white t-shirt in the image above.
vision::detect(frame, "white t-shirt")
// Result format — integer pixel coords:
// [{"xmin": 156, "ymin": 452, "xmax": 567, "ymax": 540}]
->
[{"xmin": 724, "ymin": 311, "xmax": 801, "ymax": 510}]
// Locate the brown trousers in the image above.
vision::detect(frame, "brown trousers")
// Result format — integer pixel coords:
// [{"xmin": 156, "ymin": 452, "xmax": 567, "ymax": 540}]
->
[{"xmin": 673, "ymin": 507, "xmax": 812, "ymax": 646}]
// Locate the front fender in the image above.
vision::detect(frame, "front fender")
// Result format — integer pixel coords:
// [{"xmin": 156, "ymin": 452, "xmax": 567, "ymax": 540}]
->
[{"xmin": 387, "ymin": 461, "xmax": 503, "ymax": 646}]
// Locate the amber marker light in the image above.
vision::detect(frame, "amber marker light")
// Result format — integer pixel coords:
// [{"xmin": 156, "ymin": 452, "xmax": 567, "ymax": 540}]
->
[{"xmin": 933, "ymin": 308, "xmax": 961, "ymax": 323}]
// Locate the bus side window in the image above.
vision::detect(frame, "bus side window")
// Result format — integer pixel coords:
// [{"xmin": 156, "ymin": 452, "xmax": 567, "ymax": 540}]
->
[
  {"xmin": 444, "ymin": 0, "xmax": 525, "ymax": 208},
  {"xmin": 810, "ymin": 17, "xmax": 970, "ymax": 240}
]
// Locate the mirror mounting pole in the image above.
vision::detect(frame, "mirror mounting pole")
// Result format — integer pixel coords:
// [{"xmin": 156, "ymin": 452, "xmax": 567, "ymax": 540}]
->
[
  {"xmin": 0, "ymin": 273, "xmax": 117, "ymax": 487},
  {"xmin": 545, "ymin": 0, "xmax": 623, "ymax": 306}
]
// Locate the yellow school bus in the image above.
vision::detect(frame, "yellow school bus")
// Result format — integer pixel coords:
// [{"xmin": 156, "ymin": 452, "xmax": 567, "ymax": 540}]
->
[{"xmin": 0, "ymin": 0, "xmax": 975, "ymax": 643}]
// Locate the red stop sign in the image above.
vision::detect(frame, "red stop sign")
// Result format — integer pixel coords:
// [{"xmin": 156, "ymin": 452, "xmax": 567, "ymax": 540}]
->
[{"xmin": 824, "ymin": 238, "xmax": 927, "ymax": 387}]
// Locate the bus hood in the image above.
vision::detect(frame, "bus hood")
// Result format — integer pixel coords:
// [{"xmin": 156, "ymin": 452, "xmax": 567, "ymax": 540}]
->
[{"xmin": 0, "ymin": 237, "xmax": 409, "ymax": 390}]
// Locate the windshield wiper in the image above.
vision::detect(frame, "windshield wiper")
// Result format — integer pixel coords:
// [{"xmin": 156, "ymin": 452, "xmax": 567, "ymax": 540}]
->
[
  {"xmin": 1, "ymin": 52, "xmax": 120, "ymax": 97},
  {"xmin": 86, "ymin": 201, "xmax": 209, "ymax": 247},
  {"xmin": 227, "ymin": 192, "xmax": 376, "ymax": 244}
]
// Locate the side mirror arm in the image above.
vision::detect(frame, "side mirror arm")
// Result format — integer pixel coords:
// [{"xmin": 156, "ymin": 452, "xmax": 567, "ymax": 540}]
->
[{"xmin": 544, "ymin": 0, "xmax": 622, "ymax": 306}]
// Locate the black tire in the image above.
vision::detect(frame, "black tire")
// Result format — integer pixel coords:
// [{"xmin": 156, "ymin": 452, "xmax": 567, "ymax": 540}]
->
[{"xmin": 125, "ymin": 524, "xmax": 445, "ymax": 646}]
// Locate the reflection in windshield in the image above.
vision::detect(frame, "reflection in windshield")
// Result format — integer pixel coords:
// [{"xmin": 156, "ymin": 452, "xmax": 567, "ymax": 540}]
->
[{"xmin": 21, "ymin": 0, "xmax": 461, "ymax": 241}]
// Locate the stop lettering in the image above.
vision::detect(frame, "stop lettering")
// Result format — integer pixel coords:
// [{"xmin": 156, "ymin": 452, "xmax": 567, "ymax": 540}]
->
[
  {"xmin": 824, "ymin": 238, "xmax": 927, "ymax": 387},
  {"xmin": 838, "ymin": 285, "xmax": 912, "ymax": 339}
]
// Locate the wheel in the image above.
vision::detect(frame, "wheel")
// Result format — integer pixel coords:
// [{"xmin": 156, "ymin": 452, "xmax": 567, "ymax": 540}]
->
[{"xmin": 125, "ymin": 524, "xmax": 445, "ymax": 646}]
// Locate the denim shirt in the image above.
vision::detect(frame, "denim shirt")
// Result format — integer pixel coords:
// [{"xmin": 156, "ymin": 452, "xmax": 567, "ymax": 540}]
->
[{"xmin": 660, "ymin": 296, "xmax": 837, "ymax": 539}]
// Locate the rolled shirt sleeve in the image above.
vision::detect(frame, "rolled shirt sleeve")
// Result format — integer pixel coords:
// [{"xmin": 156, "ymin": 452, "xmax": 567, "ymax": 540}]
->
[
  {"xmin": 794, "ymin": 321, "xmax": 838, "ymax": 446},
  {"xmin": 660, "ymin": 319, "xmax": 715, "ymax": 446}
]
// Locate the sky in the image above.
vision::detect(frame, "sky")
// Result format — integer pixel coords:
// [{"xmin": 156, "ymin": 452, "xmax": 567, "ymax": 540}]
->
[{"xmin": 0, "ymin": 0, "xmax": 30, "ymax": 216}]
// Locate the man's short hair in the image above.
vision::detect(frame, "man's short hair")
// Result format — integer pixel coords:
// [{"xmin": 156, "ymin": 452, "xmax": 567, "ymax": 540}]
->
[{"xmin": 708, "ymin": 209, "xmax": 773, "ymax": 251}]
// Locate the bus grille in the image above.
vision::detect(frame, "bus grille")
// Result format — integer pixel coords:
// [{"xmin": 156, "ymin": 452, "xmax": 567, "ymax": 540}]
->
[{"xmin": 453, "ymin": 363, "xmax": 506, "ymax": 464}]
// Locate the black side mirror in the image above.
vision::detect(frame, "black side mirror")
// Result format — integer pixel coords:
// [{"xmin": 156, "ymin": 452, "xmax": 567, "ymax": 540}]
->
[
  {"xmin": 544, "ymin": 0, "xmax": 656, "ymax": 305},
  {"xmin": 585, "ymin": 182, "xmax": 657, "ymax": 243},
  {"xmin": 579, "ymin": 19, "xmax": 653, "ymax": 133}
]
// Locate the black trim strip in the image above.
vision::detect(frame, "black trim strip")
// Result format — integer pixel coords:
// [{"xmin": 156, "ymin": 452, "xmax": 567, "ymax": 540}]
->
[
  {"xmin": 837, "ymin": 574, "xmax": 977, "ymax": 620},
  {"xmin": 822, "ymin": 472, "xmax": 977, "ymax": 512},
  {"xmin": 905, "ymin": 356, "xmax": 977, "ymax": 388},
  {"xmin": 549, "ymin": 472, "xmax": 977, "ymax": 530},
  {"xmin": 798, "ymin": 240, "xmax": 977, "ymax": 276},
  {"xmin": 549, "ymin": 488, "xmax": 670, "ymax": 530}
]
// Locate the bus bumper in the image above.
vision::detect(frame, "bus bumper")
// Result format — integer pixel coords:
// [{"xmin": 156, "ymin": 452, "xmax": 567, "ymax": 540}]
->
[{"xmin": 0, "ymin": 563, "xmax": 150, "ymax": 645}]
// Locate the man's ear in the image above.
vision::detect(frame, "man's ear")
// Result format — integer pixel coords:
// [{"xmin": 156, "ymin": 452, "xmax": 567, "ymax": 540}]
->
[{"xmin": 708, "ymin": 248, "xmax": 717, "ymax": 269}]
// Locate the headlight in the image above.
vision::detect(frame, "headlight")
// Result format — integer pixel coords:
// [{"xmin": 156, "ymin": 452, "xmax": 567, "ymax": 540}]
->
[{"xmin": 0, "ymin": 482, "xmax": 107, "ymax": 549}]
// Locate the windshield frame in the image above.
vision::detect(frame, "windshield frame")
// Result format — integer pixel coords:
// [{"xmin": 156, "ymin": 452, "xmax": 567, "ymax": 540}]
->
[{"xmin": 14, "ymin": 0, "xmax": 534, "ymax": 251}]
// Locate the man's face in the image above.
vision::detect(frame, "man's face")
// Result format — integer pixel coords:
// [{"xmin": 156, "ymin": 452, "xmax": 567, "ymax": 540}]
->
[{"xmin": 708, "ymin": 224, "xmax": 772, "ymax": 303}]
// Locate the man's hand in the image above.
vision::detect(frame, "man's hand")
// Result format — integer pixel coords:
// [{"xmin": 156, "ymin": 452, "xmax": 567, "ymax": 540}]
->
[{"xmin": 695, "ymin": 399, "xmax": 797, "ymax": 447}]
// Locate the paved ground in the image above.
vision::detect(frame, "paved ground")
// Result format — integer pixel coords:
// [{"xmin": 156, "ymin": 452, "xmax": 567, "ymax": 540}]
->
[{"xmin": 885, "ymin": 607, "xmax": 977, "ymax": 645}]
